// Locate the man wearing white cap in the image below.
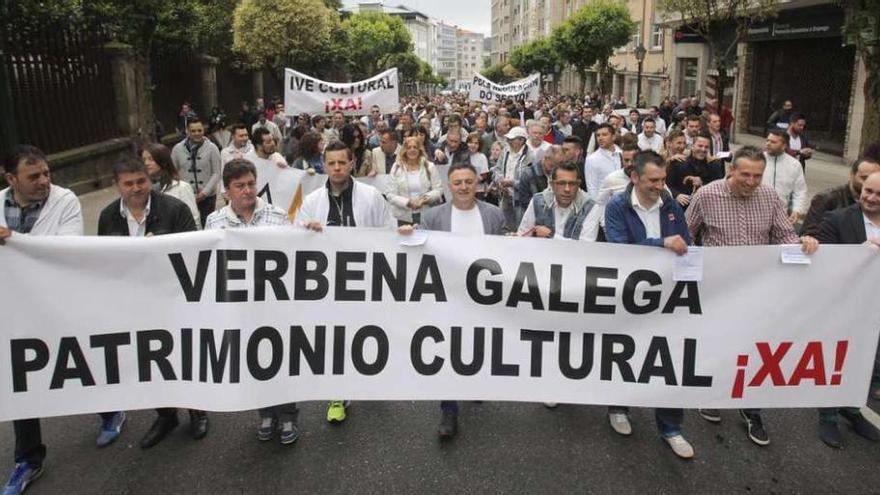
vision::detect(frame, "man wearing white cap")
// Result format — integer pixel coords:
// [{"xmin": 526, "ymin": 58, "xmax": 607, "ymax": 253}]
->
[{"xmin": 493, "ymin": 126, "xmax": 535, "ymax": 230}]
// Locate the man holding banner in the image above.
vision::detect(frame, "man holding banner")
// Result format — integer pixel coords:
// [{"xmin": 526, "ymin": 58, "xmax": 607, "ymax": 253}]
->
[
  {"xmin": 295, "ymin": 140, "xmax": 394, "ymax": 423},
  {"xmin": 686, "ymin": 146, "xmax": 819, "ymax": 446},
  {"xmin": 604, "ymin": 150, "xmax": 693, "ymax": 459},
  {"xmin": 404, "ymin": 161, "xmax": 507, "ymax": 437},
  {"xmin": 204, "ymin": 159, "xmax": 301, "ymax": 445},
  {"xmin": 1, "ymin": 145, "xmax": 125, "ymax": 495}
]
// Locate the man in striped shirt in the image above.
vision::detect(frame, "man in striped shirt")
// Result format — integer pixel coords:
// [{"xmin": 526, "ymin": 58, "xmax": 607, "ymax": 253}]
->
[{"xmin": 685, "ymin": 145, "xmax": 818, "ymax": 447}]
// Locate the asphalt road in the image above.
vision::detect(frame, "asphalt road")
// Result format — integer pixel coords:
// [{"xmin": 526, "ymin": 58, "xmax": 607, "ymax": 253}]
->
[{"xmin": 3, "ymin": 399, "xmax": 880, "ymax": 493}]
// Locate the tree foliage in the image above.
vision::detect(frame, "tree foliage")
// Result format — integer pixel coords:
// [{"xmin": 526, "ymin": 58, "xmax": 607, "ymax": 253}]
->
[
  {"xmin": 554, "ymin": 0, "xmax": 635, "ymax": 94},
  {"xmin": 383, "ymin": 51, "xmax": 422, "ymax": 84},
  {"xmin": 841, "ymin": 0, "xmax": 880, "ymax": 152},
  {"xmin": 341, "ymin": 12, "xmax": 412, "ymax": 80},
  {"xmin": 509, "ymin": 37, "xmax": 563, "ymax": 89},
  {"xmin": 481, "ymin": 63, "xmax": 513, "ymax": 84},
  {"xmin": 233, "ymin": 0, "xmax": 339, "ymax": 75}
]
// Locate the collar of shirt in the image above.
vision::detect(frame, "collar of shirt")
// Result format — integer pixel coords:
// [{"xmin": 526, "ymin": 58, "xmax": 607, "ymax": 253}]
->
[
  {"xmin": 226, "ymin": 197, "xmax": 268, "ymax": 226},
  {"xmin": 3, "ymin": 191, "xmax": 44, "ymax": 211},
  {"xmin": 120, "ymin": 195, "xmax": 152, "ymax": 223},
  {"xmin": 630, "ymin": 189, "xmax": 663, "ymax": 213},
  {"xmin": 863, "ymin": 213, "xmax": 880, "ymax": 238}
]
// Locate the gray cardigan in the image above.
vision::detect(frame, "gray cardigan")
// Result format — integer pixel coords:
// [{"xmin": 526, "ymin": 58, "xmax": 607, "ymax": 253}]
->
[{"xmin": 420, "ymin": 200, "xmax": 507, "ymax": 235}]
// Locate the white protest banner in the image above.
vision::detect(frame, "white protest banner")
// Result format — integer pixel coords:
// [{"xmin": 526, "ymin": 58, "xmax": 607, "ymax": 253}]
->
[
  {"xmin": 284, "ymin": 68, "xmax": 400, "ymax": 116},
  {"xmin": 469, "ymin": 72, "xmax": 541, "ymax": 104},
  {"xmin": 2, "ymin": 230, "xmax": 879, "ymax": 421}
]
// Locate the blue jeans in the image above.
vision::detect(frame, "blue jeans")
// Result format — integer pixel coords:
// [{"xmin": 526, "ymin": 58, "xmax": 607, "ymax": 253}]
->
[
  {"xmin": 440, "ymin": 401, "xmax": 458, "ymax": 414},
  {"xmin": 608, "ymin": 406, "xmax": 684, "ymax": 437}
]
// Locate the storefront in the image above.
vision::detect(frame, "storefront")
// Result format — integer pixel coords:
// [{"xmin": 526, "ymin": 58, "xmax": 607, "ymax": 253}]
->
[{"xmin": 743, "ymin": 5, "xmax": 854, "ymax": 155}]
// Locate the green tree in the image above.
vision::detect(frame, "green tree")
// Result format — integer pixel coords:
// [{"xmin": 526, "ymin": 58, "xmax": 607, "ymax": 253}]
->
[
  {"xmin": 555, "ymin": 0, "xmax": 635, "ymax": 95},
  {"xmin": 341, "ymin": 12, "xmax": 412, "ymax": 80},
  {"xmin": 508, "ymin": 37, "xmax": 563, "ymax": 92},
  {"xmin": 481, "ymin": 63, "xmax": 511, "ymax": 84},
  {"xmin": 233, "ymin": 0, "xmax": 339, "ymax": 76},
  {"xmin": 383, "ymin": 51, "xmax": 422, "ymax": 94},
  {"xmin": 842, "ymin": 1, "xmax": 880, "ymax": 152},
  {"xmin": 658, "ymin": 0, "xmax": 780, "ymax": 108}
]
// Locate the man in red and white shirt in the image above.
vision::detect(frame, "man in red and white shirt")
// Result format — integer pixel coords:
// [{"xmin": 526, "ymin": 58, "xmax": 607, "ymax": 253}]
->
[{"xmin": 685, "ymin": 145, "xmax": 818, "ymax": 447}]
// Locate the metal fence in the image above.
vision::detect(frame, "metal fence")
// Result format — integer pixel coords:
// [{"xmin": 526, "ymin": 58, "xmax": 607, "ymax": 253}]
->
[
  {"xmin": 2, "ymin": 25, "xmax": 118, "ymax": 154},
  {"xmin": 151, "ymin": 51, "xmax": 203, "ymax": 135}
]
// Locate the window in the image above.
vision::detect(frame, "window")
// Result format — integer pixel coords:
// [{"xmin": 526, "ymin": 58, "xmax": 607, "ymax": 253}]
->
[
  {"xmin": 631, "ymin": 22, "xmax": 641, "ymax": 51},
  {"xmin": 651, "ymin": 24, "xmax": 663, "ymax": 50}
]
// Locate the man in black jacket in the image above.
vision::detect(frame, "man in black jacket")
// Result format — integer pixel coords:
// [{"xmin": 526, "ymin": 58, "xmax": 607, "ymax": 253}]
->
[
  {"xmin": 814, "ymin": 171, "xmax": 880, "ymax": 449},
  {"xmin": 572, "ymin": 106, "xmax": 598, "ymax": 148},
  {"xmin": 666, "ymin": 133, "xmax": 724, "ymax": 209},
  {"xmin": 97, "ymin": 159, "xmax": 206, "ymax": 449},
  {"xmin": 802, "ymin": 157, "xmax": 880, "ymax": 236}
]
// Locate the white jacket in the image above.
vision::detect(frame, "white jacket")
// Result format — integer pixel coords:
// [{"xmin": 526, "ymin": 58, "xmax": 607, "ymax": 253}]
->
[
  {"xmin": 161, "ymin": 180, "xmax": 200, "ymax": 227},
  {"xmin": 0, "ymin": 185, "xmax": 83, "ymax": 236},
  {"xmin": 296, "ymin": 180, "xmax": 394, "ymax": 229},
  {"xmin": 384, "ymin": 159, "xmax": 443, "ymax": 223},
  {"xmin": 762, "ymin": 151, "xmax": 808, "ymax": 215}
]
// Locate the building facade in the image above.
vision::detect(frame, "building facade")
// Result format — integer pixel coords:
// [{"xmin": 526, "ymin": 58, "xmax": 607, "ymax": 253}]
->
[
  {"xmin": 491, "ymin": 0, "xmax": 674, "ymax": 103},
  {"xmin": 434, "ymin": 21, "xmax": 459, "ymax": 83},
  {"xmin": 491, "ymin": 0, "xmax": 552, "ymax": 65},
  {"xmin": 455, "ymin": 29, "xmax": 486, "ymax": 85}
]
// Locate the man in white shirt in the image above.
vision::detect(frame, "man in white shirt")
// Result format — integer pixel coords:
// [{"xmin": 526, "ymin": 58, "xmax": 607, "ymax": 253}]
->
[
  {"xmin": 296, "ymin": 140, "xmax": 394, "ymax": 425},
  {"xmin": 494, "ymin": 126, "xmax": 535, "ymax": 230},
  {"xmin": 764, "ymin": 129, "xmax": 808, "ymax": 224},
  {"xmin": 251, "ymin": 113, "xmax": 282, "ymax": 144},
  {"xmin": 405, "ymin": 162, "xmax": 506, "ymax": 437},
  {"xmin": 584, "ymin": 123, "xmax": 622, "ymax": 201},
  {"xmin": 221, "ymin": 124, "xmax": 254, "ymax": 166},
  {"xmin": 582, "ymin": 144, "xmax": 640, "ymax": 240},
  {"xmin": 637, "ymin": 118, "xmax": 664, "ymax": 153},
  {"xmin": 526, "ymin": 121, "xmax": 551, "ymax": 165},
  {"xmin": 648, "ymin": 106, "xmax": 667, "ymax": 136},
  {"xmin": 1, "ymin": 145, "xmax": 124, "ymax": 495},
  {"xmin": 517, "ymin": 160, "xmax": 595, "ymax": 240}
]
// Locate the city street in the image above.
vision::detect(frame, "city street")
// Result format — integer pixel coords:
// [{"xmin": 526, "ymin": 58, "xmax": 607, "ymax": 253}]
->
[{"xmin": 4, "ymin": 146, "xmax": 880, "ymax": 494}]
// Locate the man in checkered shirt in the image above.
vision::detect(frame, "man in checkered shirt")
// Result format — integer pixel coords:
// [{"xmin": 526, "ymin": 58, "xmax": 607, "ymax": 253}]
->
[
  {"xmin": 204, "ymin": 158, "xmax": 300, "ymax": 445},
  {"xmin": 685, "ymin": 145, "xmax": 819, "ymax": 448},
  {"xmin": 205, "ymin": 158, "xmax": 289, "ymax": 230}
]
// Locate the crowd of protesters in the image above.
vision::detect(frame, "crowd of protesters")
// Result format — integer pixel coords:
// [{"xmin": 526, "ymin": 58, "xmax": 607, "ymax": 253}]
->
[{"xmin": 2, "ymin": 88, "xmax": 880, "ymax": 494}]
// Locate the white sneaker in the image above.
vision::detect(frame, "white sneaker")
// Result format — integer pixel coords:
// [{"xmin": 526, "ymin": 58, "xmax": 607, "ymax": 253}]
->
[
  {"xmin": 608, "ymin": 413, "xmax": 632, "ymax": 436},
  {"xmin": 543, "ymin": 402, "xmax": 558, "ymax": 408},
  {"xmin": 664, "ymin": 434, "xmax": 695, "ymax": 459}
]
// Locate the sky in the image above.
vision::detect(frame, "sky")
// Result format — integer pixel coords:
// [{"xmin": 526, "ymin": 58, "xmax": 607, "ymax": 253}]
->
[{"xmin": 342, "ymin": 0, "xmax": 491, "ymax": 35}]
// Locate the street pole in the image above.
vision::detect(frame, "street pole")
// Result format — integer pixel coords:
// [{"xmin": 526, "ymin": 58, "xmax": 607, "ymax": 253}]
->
[{"xmin": 635, "ymin": 44, "xmax": 646, "ymax": 108}]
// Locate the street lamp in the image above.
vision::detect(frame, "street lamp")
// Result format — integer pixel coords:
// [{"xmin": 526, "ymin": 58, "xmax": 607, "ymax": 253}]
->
[{"xmin": 634, "ymin": 43, "xmax": 647, "ymax": 107}]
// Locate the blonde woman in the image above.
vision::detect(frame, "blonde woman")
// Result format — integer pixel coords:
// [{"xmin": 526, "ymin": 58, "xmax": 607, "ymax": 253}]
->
[{"xmin": 384, "ymin": 136, "xmax": 442, "ymax": 226}]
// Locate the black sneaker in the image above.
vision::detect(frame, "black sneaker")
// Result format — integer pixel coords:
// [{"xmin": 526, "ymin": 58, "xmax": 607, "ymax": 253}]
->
[
  {"xmin": 438, "ymin": 410, "xmax": 458, "ymax": 438},
  {"xmin": 698, "ymin": 409, "xmax": 722, "ymax": 423},
  {"xmin": 818, "ymin": 421, "xmax": 843, "ymax": 449},
  {"xmin": 739, "ymin": 410, "xmax": 770, "ymax": 446},
  {"xmin": 841, "ymin": 410, "xmax": 880, "ymax": 442}
]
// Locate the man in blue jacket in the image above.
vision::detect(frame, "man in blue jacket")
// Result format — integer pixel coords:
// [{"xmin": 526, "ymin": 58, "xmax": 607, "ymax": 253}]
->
[{"xmin": 603, "ymin": 150, "xmax": 693, "ymax": 459}]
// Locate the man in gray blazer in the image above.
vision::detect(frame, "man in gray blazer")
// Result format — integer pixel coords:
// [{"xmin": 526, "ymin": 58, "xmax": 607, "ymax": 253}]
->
[
  {"xmin": 405, "ymin": 162, "xmax": 506, "ymax": 440},
  {"xmin": 420, "ymin": 163, "xmax": 507, "ymax": 236}
]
